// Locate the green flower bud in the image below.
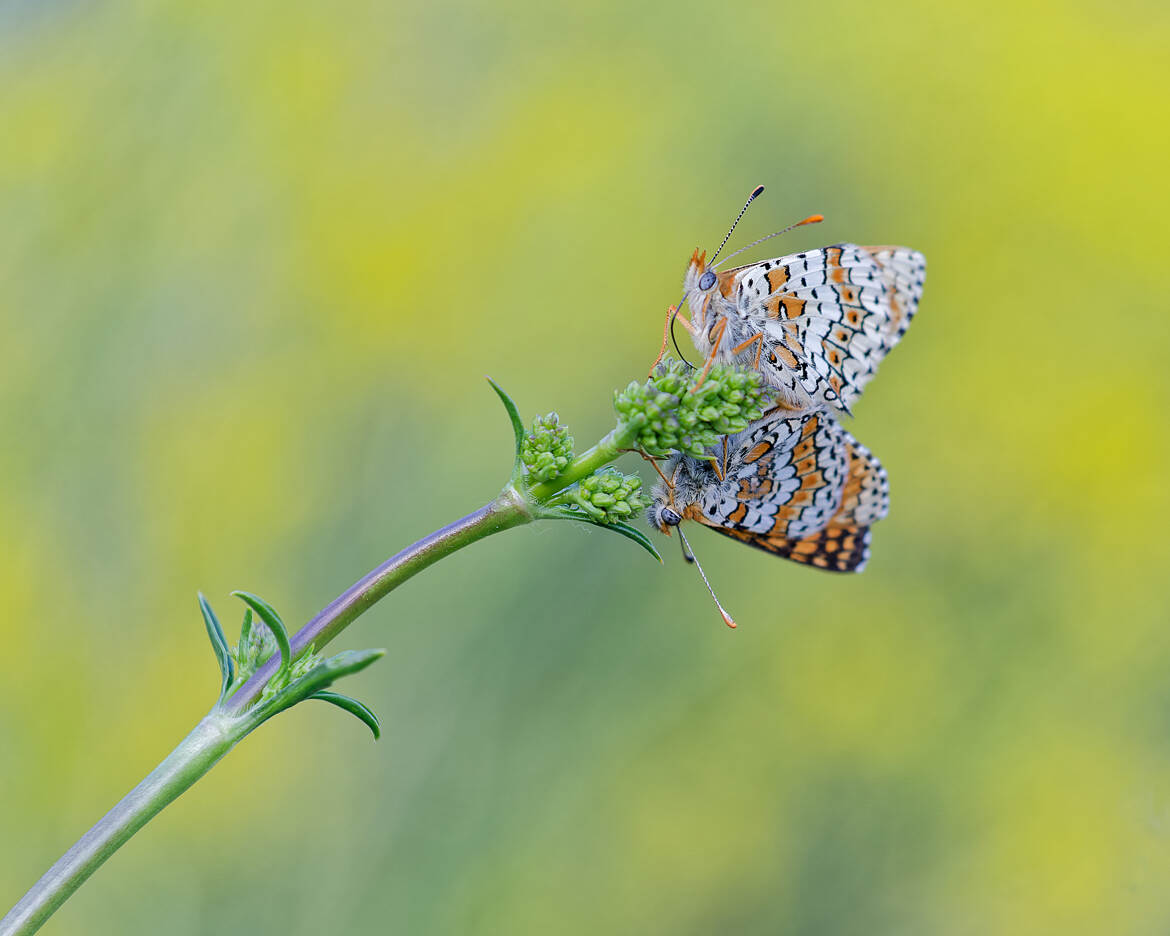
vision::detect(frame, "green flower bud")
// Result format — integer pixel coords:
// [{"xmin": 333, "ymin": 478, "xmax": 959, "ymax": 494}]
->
[
  {"xmin": 554, "ymin": 468, "xmax": 649, "ymax": 524},
  {"xmin": 520, "ymin": 412, "xmax": 574, "ymax": 482},
  {"xmin": 613, "ymin": 360, "xmax": 769, "ymax": 458}
]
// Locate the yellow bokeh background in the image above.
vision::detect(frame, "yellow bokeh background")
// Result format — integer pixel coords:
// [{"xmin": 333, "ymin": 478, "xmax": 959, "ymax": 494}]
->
[{"xmin": 2, "ymin": 1, "xmax": 1169, "ymax": 933}]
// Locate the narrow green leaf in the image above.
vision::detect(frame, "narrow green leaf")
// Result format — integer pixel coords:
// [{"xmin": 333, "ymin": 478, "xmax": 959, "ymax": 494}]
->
[
  {"xmin": 294, "ymin": 648, "xmax": 386, "ymax": 697},
  {"xmin": 486, "ymin": 376, "xmax": 525, "ymax": 477},
  {"xmin": 542, "ymin": 507, "xmax": 663, "ymax": 562},
  {"xmin": 198, "ymin": 592, "xmax": 235, "ymax": 700},
  {"xmin": 309, "ymin": 691, "xmax": 381, "ymax": 740},
  {"xmin": 238, "ymin": 607, "xmax": 253, "ymax": 652},
  {"xmin": 604, "ymin": 521, "xmax": 664, "ymax": 562},
  {"xmin": 231, "ymin": 591, "xmax": 292, "ymax": 683}
]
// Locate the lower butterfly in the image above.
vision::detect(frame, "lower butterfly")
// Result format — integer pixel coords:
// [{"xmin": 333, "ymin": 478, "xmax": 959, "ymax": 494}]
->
[{"xmin": 646, "ymin": 406, "xmax": 889, "ymax": 627}]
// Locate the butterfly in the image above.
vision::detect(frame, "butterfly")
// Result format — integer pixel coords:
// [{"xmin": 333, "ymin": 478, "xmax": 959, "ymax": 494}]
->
[
  {"xmin": 646, "ymin": 405, "xmax": 889, "ymax": 626},
  {"xmin": 655, "ymin": 187, "xmax": 926, "ymax": 415}
]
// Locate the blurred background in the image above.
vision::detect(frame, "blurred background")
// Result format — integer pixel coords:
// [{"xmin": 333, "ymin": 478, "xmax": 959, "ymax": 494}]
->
[{"xmin": 1, "ymin": 0, "xmax": 1168, "ymax": 933}]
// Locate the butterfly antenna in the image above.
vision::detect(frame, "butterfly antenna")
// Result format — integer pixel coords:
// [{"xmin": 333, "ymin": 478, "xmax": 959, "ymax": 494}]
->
[
  {"xmin": 707, "ymin": 184, "xmax": 765, "ymax": 267},
  {"xmin": 678, "ymin": 530, "xmax": 695, "ymax": 564},
  {"xmin": 676, "ymin": 527, "xmax": 736, "ymax": 628},
  {"xmin": 713, "ymin": 214, "xmax": 824, "ymax": 271}
]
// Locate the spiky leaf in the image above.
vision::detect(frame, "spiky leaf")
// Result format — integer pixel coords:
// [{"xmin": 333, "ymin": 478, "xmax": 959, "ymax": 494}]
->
[
  {"xmin": 231, "ymin": 591, "xmax": 292, "ymax": 685},
  {"xmin": 542, "ymin": 506, "xmax": 663, "ymax": 562},
  {"xmin": 238, "ymin": 607, "xmax": 253, "ymax": 651},
  {"xmin": 486, "ymin": 376, "xmax": 525, "ymax": 479},
  {"xmin": 309, "ymin": 691, "xmax": 381, "ymax": 740},
  {"xmin": 198, "ymin": 592, "xmax": 235, "ymax": 701}
]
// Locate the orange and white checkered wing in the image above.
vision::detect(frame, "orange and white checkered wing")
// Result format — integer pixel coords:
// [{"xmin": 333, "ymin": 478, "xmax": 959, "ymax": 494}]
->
[
  {"xmin": 749, "ymin": 426, "xmax": 889, "ymax": 572},
  {"xmin": 685, "ymin": 413, "xmax": 889, "ymax": 573},
  {"xmin": 690, "ymin": 410, "xmax": 849, "ymax": 540},
  {"xmin": 718, "ymin": 244, "xmax": 925, "ymax": 412}
]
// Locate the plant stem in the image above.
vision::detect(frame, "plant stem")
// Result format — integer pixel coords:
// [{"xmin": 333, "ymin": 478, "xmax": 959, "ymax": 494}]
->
[
  {"xmin": 2, "ymin": 424, "xmax": 641, "ymax": 934},
  {"xmin": 225, "ymin": 487, "xmax": 532, "ymax": 712},
  {"xmin": 0, "ymin": 487, "xmax": 537, "ymax": 935},
  {"xmin": 528, "ymin": 425, "xmax": 636, "ymax": 502},
  {"xmin": 0, "ymin": 715, "xmax": 239, "ymax": 936}
]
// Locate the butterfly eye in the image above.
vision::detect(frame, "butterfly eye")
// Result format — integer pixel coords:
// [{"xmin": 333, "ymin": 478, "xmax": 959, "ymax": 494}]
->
[
  {"xmin": 661, "ymin": 508, "xmax": 682, "ymax": 527},
  {"xmin": 698, "ymin": 271, "xmax": 716, "ymax": 291}
]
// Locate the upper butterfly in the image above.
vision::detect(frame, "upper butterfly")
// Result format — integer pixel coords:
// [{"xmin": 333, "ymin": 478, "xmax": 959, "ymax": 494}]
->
[{"xmin": 661, "ymin": 187, "xmax": 926, "ymax": 415}]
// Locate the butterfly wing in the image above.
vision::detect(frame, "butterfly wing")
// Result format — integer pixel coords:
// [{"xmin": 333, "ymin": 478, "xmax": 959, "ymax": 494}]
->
[
  {"xmin": 715, "ymin": 245, "xmax": 925, "ymax": 412},
  {"xmin": 690, "ymin": 414, "xmax": 889, "ymax": 573},
  {"xmin": 862, "ymin": 246, "xmax": 927, "ymax": 347},
  {"xmin": 760, "ymin": 427, "xmax": 890, "ymax": 572},
  {"xmin": 689, "ymin": 409, "xmax": 849, "ymax": 539},
  {"xmin": 831, "ymin": 428, "xmax": 890, "ymax": 529}
]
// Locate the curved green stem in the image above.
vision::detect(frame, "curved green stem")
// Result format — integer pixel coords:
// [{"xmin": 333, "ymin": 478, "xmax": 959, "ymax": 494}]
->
[
  {"xmin": 0, "ymin": 715, "xmax": 239, "ymax": 936},
  {"xmin": 224, "ymin": 487, "xmax": 532, "ymax": 713},
  {"xmin": 0, "ymin": 427, "xmax": 641, "ymax": 934},
  {"xmin": 1, "ymin": 363, "xmax": 748, "ymax": 934},
  {"xmin": 528, "ymin": 424, "xmax": 637, "ymax": 502},
  {"xmin": 0, "ymin": 488, "xmax": 536, "ymax": 936}
]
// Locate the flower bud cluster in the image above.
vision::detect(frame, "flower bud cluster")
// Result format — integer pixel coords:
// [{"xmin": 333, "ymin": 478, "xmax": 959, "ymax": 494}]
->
[
  {"xmin": 560, "ymin": 468, "xmax": 649, "ymax": 524},
  {"xmin": 520, "ymin": 412, "xmax": 574, "ymax": 482},
  {"xmin": 613, "ymin": 361, "xmax": 770, "ymax": 458}
]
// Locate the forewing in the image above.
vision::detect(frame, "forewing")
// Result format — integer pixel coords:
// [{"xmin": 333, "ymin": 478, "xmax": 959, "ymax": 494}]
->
[
  {"xmin": 863, "ymin": 246, "xmax": 926, "ymax": 347},
  {"xmin": 719, "ymin": 245, "xmax": 925, "ymax": 410}
]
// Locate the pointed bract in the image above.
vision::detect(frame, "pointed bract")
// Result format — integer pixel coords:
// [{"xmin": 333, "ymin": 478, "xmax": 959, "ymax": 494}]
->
[
  {"xmin": 309, "ymin": 691, "xmax": 381, "ymax": 740},
  {"xmin": 198, "ymin": 592, "xmax": 235, "ymax": 702},
  {"xmin": 231, "ymin": 591, "xmax": 292, "ymax": 685}
]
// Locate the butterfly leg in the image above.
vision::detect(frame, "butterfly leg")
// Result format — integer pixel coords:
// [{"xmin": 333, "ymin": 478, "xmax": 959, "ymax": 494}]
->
[
  {"xmin": 629, "ymin": 446, "xmax": 673, "ymax": 486},
  {"xmin": 675, "ymin": 311, "xmax": 696, "ymax": 334},
  {"xmin": 730, "ymin": 332, "xmax": 765, "ymax": 370},
  {"xmin": 705, "ymin": 435, "xmax": 731, "ymax": 480},
  {"xmin": 649, "ymin": 305, "xmax": 697, "ymax": 375},
  {"xmin": 690, "ymin": 318, "xmax": 728, "ymax": 392}
]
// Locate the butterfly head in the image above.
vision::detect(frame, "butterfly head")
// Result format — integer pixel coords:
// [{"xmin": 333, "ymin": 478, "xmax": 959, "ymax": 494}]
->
[
  {"xmin": 647, "ymin": 458, "xmax": 708, "ymax": 533},
  {"xmin": 680, "ymin": 183, "xmax": 825, "ymax": 326},
  {"xmin": 683, "ymin": 249, "xmax": 714, "ymax": 286},
  {"xmin": 682, "ymin": 249, "xmax": 724, "ymax": 325},
  {"xmin": 648, "ymin": 460, "xmax": 684, "ymax": 534},
  {"xmin": 649, "ymin": 503, "xmax": 682, "ymax": 534}
]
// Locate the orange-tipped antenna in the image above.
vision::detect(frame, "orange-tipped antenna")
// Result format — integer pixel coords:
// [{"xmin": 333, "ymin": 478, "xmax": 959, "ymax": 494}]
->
[
  {"xmin": 676, "ymin": 527, "xmax": 737, "ymax": 628},
  {"xmin": 712, "ymin": 213, "xmax": 824, "ymax": 271},
  {"xmin": 707, "ymin": 184, "xmax": 766, "ymax": 267}
]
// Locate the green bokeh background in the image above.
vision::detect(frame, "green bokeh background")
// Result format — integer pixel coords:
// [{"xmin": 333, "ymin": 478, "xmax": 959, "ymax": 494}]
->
[{"xmin": 2, "ymin": 1, "xmax": 1168, "ymax": 933}]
